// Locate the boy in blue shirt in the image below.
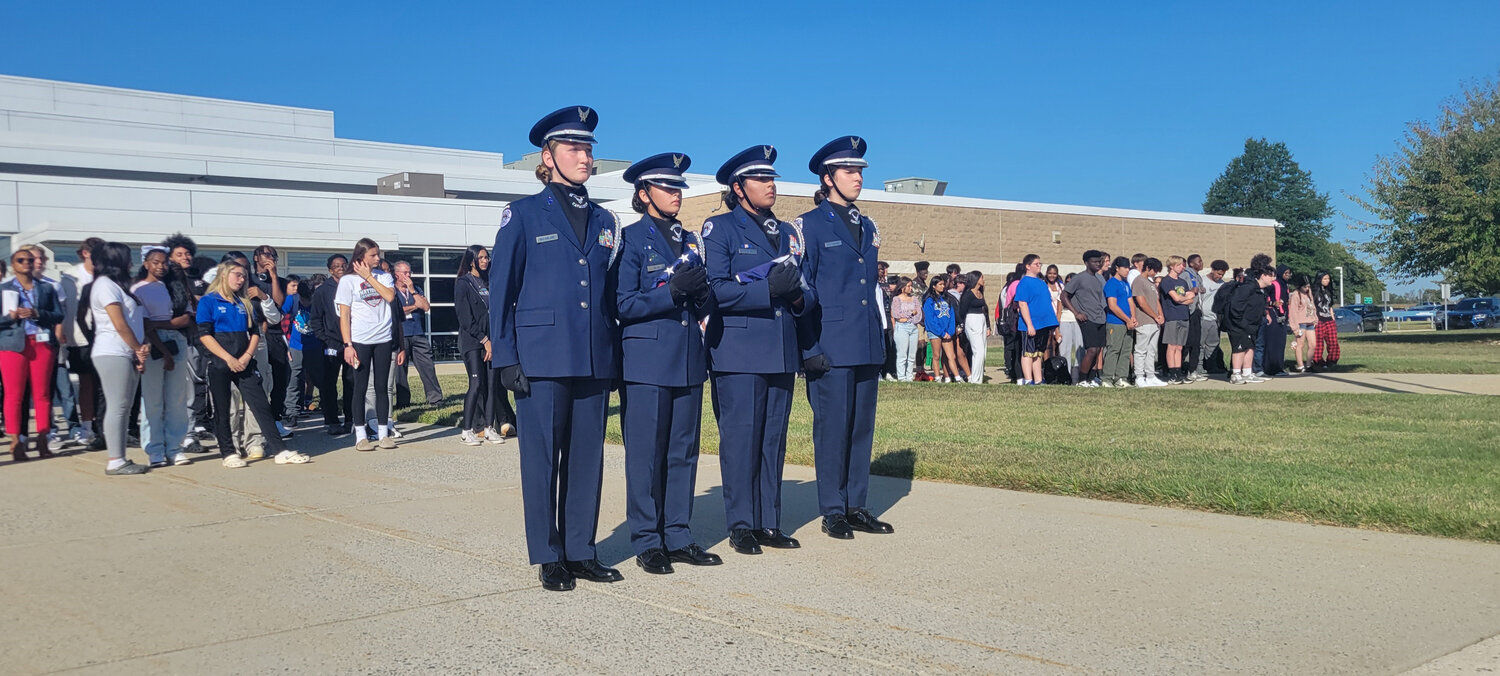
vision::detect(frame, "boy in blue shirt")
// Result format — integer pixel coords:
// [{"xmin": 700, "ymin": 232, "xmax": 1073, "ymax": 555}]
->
[
  {"xmin": 1102, "ymin": 257, "xmax": 1138, "ymax": 387},
  {"xmin": 1014, "ymin": 254, "xmax": 1059, "ymax": 385}
]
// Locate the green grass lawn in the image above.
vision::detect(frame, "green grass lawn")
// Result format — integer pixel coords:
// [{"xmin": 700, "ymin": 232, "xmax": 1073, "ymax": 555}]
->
[
  {"xmin": 397, "ymin": 373, "xmax": 1500, "ymax": 542},
  {"xmin": 1333, "ymin": 328, "xmax": 1500, "ymax": 374}
]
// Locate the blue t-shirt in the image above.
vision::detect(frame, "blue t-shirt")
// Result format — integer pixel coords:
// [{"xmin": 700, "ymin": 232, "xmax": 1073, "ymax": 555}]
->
[
  {"xmin": 1014, "ymin": 275, "xmax": 1058, "ymax": 330},
  {"xmin": 1105, "ymin": 277, "xmax": 1133, "ymax": 325}
]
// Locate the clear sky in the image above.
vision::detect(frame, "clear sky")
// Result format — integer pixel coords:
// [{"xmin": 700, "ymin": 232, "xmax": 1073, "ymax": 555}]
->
[{"xmin": 4, "ymin": 1, "xmax": 1496, "ymax": 289}]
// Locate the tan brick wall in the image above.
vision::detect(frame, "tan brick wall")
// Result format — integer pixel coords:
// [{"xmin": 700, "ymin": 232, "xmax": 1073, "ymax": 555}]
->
[{"xmin": 675, "ymin": 192, "xmax": 1275, "ymax": 272}]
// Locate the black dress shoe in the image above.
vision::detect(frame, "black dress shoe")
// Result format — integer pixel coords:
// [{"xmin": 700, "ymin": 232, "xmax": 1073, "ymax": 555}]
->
[
  {"xmin": 635, "ymin": 549, "xmax": 674, "ymax": 575},
  {"xmin": 728, "ymin": 528, "xmax": 762, "ymax": 555},
  {"xmin": 565, "ymin": 559, "xmax": 624, "ymax": 583},
  {"xmin": 822, "ymin": 514, "xmax": 855, "ymax": 540},
  {"xmin": 754, "ymin": 529, "xmax": 801, "ymax": 549},
  {"xmin": 847, "ymin": 508, "xmax": 895, "ymax": 534},
  {"xmin": 539, "ymin": 562, "xmax": 575, "ymax": 592},
  {"xmin": 667, "ymin": 544, "xmax": 723, "ymax": 566}
]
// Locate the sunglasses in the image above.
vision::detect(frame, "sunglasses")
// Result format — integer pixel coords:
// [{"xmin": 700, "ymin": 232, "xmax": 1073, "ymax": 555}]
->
[{"xmin": 13, "ymin": 257, "xmax": 34, "ymax": 263}]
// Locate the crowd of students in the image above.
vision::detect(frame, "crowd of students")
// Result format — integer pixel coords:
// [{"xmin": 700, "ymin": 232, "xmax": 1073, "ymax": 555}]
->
[
  {"xmin": 874, "ymin": 250, "xmax": 1343, "ymax": 387},
  {"xmin": 0, "ymin": 235, "xmax": 457, "ymax": 470}
]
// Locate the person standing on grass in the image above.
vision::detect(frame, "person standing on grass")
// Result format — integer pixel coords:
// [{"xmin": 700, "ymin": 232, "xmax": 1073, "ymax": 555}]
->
[
  {"xmin": 922, "ymin": 274, "xmax": 959, "ymax": 382},
  {"xmin": 88, "ymin": 242, "xmax": 151, "ymax": 475},
  {"xmin": 957, "ymin": 271, "xmax": 990, "ymax": 384},
  {"xmin": 1014, "ymin": 254, "xmax": 1059, "ymax": 386},
  {"xmin": 1183, "ymin": 254, "xmax": 1206, "ymax": 378},
  {"xmin": 797, "ymin": 136, "xmax": 896, "ymax": 542},
  {"xmin": 999, "ymin": 265, "xmax": 1025, "ymax": 383},
  {"xmin": 1194, "ymin": 259, "xmax": 1230, "ymax": 378},
  {"xmin": 1044, "ymin": 264, "xmax": 1064, "ymax": 360},
  {"xmin": 911, "ymin": 261, "xmax": 930, "ymax": 377},
  {"xmin": 132, "ymin": 247, "xmax": 192, "ymax": 468},
  {"xmin": 1286, "ymin": 274, "xmax": 1317, "ymax": 373},
  {"xmin": 877, "ymin": 261, "xmax": 898, "ymax": 381},
  {"xmin": 1056, "ymin": 272, "xmax": 1083, "ymax": 383},
  {"xmin": 890, "ymin": 277, "xmax": 922, "ymax": 381},
  {"xmin": 1, "ymin": 249, "xmax": 63, "ymax": 461},
  {"xmin": 1130, "ymin": 258, "xmax": 1167, "ymax": 387},
  {"xmin": 392, "ymin": 261, "xmax": 444, "ymax": 408},
  {"xmin": 1158, "ymin": 256, "xmax": 1197, "ymax": 385},
  {"xmin": 1311, "ymin": 271, "xmax": 1340, "ymax": 371},
  {"xmin": 198, "ymin": 262, "xmax": 310, "ymax": 468},
  {"xmin": 338, "ymin": 238, "xmax": 403, "ymax": 452},
  {"xmin": 946, "ymin": 269, "xmax": 973, "ymax": 378},
  {"xmin": 1227, "ymin": 268, "xmax": 1273, "ymax": 384},
  {"xmin": 613, "ymin": 152, "xmax": 723, "ymax": 572},
  {"xmin": 1102, "ymin": 257, "xmax": 1137, "ymax": 388},
  {"xmin": 1062, "ymin": 250, "xmax": 1108, "ymax": 387}
]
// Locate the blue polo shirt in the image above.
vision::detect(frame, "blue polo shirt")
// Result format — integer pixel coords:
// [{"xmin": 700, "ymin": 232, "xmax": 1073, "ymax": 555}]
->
[
  {"xmin": 1013, "ymin": 275, "xmax": 1058, "ymax": 330},
  {"xmin": 1105, "ymin": 277, "xmax": 1133, "ymax": 325},
  {"xmin": 196, "ymin": 292, "xmax": 251, "ymax": 333}
]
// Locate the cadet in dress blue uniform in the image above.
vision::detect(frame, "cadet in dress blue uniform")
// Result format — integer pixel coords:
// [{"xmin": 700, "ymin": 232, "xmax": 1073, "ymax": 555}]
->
[
  {"xmin": 613, "ymin": 152, "xmax": 724, "ymax": 575},
  {"xmin": 798, "ymin": 136, "xmax": 896, "ymax": 540},
  {"xmin": 701, "ymin": 146, "xmax": 818, "ymax": 555},
  {"xmin": 490, "ymin": 106, "xmax": 625, "ymax": 592}
]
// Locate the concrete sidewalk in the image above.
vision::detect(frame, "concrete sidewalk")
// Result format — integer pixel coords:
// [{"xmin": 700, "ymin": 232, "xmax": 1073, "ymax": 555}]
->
[
  {"xmin": 981, "ymin": 366, "xmax": 1500, "ymax": 395},
  {"xmin": 3, "ymin": 427, "xmax": 1498, "ymax": 674}
]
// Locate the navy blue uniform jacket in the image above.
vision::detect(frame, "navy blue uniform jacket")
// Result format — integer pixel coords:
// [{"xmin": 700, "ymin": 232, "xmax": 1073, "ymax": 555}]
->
[
  {"xmin": 489, "ymin": 188, "xmax": 622, "ymax": 379},
  {"xmin": 796, "ymin": 203, "xmax": 885, "ymax": 366},
  {"xmin": 700, "ymin": 205, "xmax": 817, "ymax": 374},
  {"xmin": 612, "ymin": 217, "xmax": 714, "ymax": 388}
]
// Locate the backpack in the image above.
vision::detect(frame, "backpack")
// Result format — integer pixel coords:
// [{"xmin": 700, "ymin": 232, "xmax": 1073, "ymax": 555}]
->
[
  {"xmin": 1212, "ymin": 280, "xmax": 1239, "ymax": 319},
  {"xmin": 998, "ymin": 297, "xmax": 1020, "ymax": 337},
  {"xmin": 1043, "ymin": 356, "xmax": 1071, "ymax": 384}
]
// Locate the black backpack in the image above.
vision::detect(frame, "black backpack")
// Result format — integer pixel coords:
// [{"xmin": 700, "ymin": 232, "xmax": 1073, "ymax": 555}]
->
[
  {"xmin": 998, "ymin": 297, "xmax": 1021, "ymax": 337},
  {"xmin": 1043, "ymin": 356, "xmax": 1072, "ymax": 384},
  {"xmin": 1212, "ymin": 280, "xmax": 1239, "ymax": 319}
]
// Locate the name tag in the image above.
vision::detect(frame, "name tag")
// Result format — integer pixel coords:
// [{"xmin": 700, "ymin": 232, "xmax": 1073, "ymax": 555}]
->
[
  {"xmin": 824, "ymin": 240, "xmax": 845, "ymax": 248},
  {"xmin": 646, "ymin": 264, "xmax": 666, "ymax": 273},
  {"xmin": 535, "ymin": 234, "xmax": 559, "ymax": 244},
  {"xmin": 737, "ymin": 248, "xmax": 759, "ymax": 256}
]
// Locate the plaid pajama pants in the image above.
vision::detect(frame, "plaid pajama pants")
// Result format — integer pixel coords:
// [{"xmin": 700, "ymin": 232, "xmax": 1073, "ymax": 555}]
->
[{"xmin": 1313, "ymin": 318, "xmax": 1340, "ymax": 365}]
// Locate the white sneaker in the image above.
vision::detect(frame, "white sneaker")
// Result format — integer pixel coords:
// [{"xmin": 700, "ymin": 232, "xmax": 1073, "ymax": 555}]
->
[
  {"xmin": 483, "ymin": 427, "xmax": 505, "ymax": 445},
  {"xmin": 171, "ymin": 453, "xmax": 192, "ymax": 466},
  {"xmin": 246, "ymin": 445, "xmax": 266, "ymax": 460},
  {"xmin": 1098, "ymin": 379, "xmax": 1114, "ymax": 388},
  {"xmin": 1139, "ymin": 378, "xmax": 1167, "ymax": 388},
  {"xmin": 222, "ymin": 454, "xmax": 247, "ymax": 469},
  {"xmin": 1230, "ymin": 374, "xmax": 1244, "ymax": 384},
  {"xmin": 71, "ymin": 427, "xmax": 92, "ymax": 445},
  {"xmin": 1245, "ymin": 374, "xmax": 1267, "ymax": 383},
  {"xmin": 459, "ymin": 430, "xmax": 482, "ymax": 447},
  {"xmin": 1148, "ymin": 377, "xmax": 1170, "ymax": 387},
  {"xmin": 1115, "ymin": 379, "xmax": 1132, "ymax": 388}
]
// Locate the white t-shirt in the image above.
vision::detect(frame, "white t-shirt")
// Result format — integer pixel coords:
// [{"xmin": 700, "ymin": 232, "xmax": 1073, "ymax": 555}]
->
[
  {"xmin": 335, "ymin": 271, "xmax": 395, "ymax": 345},
  {"xmin": 89, "ymin": 276, "xmax": 145, "ymax": 359},
  {"xmin": 130, "ymin": 280, "xmax": 174, "ymax": 321},
  {"xmin": 65, "ymin": 267, "xmax": 95, "ymax": 346}
]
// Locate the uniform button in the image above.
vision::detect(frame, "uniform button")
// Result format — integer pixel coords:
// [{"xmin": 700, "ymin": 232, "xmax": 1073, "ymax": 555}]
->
[
  {"xmin": 860, "ymin": 278, "xmax": 867, "ymax": 284},
  {"xmin": 858, "ymin": 258, "xmax": 864, "ymax": 264},
  {"xmin": 580, "ymin": 301, "xmax": 589, "ymax": 309},
  {"xmin": 861, "ymin": 299, "xmax": 868, "ymax": 306},
  {"xmin": 681, "ymin": 320, "xmax": 689, "ymax": 326},
  {"xmin": 775, "ymin": 310, "xmax": 783, "ymax": 317},
  {"xmin": 578, "ymin": 258, "xmax": 587, "ymax": 265},
  {"xmin": 580, "ymin": 280, "xmax": 588, "ymax": 287}
]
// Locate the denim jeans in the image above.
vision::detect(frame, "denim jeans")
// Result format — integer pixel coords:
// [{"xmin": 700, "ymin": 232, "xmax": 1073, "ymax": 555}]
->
[
  {"xmin": 139, "ymin": 330, "xmax": 190, "ymax": 463},
  {"xmin": 892, "ymin": 322, "xmax": 920, "ymax": 381}
]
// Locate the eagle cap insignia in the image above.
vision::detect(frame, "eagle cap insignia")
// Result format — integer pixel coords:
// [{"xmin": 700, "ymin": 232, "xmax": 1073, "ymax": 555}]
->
[
  {"xmin": 672, "ymin": 154, "xmax": 683, "ymax": 168},
  {"xmin": 578, "ymin": 107, "xmax": 591, "ymax": 122},
  {"xmin": 851, "ymin": 137, "xmax": 860, "ymax": 150},
  {"xmin": 763, "ymin": 145, "xmax": 773, "ymax": 160}
]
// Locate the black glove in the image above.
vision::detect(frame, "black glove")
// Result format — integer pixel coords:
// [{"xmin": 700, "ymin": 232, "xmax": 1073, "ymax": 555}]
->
[
  {"xmin": 766, "ymin": 261, "xmax": 802, "ymax": 300},
  {"xmin": 802, "ymin": 354, "xmax": 832, "ymax": 379},
  {"xmin": 499, "ymin": 364, "xmax": 530, "ymax": 396},
  {"xmin": 669, "ymin": 265, "xmax": 708, "ymax": 303}
]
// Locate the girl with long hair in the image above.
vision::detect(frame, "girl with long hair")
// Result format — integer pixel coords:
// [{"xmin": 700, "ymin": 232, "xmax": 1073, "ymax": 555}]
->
[
  {"xmin": 197, "ymin": 262, "xmax": 309, "ymax": 468},
  {"xmin": 132, "ymin": 246, "xmax": 192, "ymax": 467},
  {"xmin": 890, "ymin": 277, "xmax": 923, "ymax": 381},
  {"xmin": 1311, "ymin": 271, "xmax": 1340, "ymax": 370},
  {"xmin": 337, "ymin": 238, "xmax": 404, "ymax": 452},
  {"xmin": 922, "ymin": 274, "xmax": 960, "ymax": 382},
  {"xmin": 0, "ymin": 249, "xmax": 63, "ymax": 460},
  {"xmin": 957, "ymin": 271, "xmax": 990, "ymax": 383},
  {"xmin": 455, "ymin": 244, "xmax": 514, "ymax": 446},
  {"xmin": 89, "ymin": 242, "xmax": 151, "ymax": 474},
  {"xmin": 1045, "ymin": 264, "xmax": 1064, "ymax": 359}
]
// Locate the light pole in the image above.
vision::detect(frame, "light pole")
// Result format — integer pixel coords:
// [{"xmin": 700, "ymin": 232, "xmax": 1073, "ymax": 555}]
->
[{"xmin": 1334, "ymin": 266, "xmax": 1345, "ymax": 307}]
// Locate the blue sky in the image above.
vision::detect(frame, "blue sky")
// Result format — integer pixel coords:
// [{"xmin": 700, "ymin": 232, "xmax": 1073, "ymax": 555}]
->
[{"xmin": 4, "ymin": 1, "xmax": 1497, "ymax": 289}]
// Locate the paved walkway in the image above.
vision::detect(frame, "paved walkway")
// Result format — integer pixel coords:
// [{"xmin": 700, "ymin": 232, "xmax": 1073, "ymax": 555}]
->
[
  {"xmin": 979, "ymin": 366, "xmax": 1500, "ymax": 395},
  {"xmin": 3, "ymin": 428, "xmax": 1498, "ymax": 674}
]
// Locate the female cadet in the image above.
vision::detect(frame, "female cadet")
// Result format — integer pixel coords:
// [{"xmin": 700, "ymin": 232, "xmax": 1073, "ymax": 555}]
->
[
  {"xmin": 614, "ymin": 153, "xmax": 722, "ymax": 575},
  {"xmin": 701, "ymin": 145, "xmax": 817, "ymax": 556},
  {"xmin": 796, "ymin": 136, "xmax": 896, "ymax": 541},
  {"xmin": 489, "ymin": 106, "xmax": 623, "ymax": 592}
]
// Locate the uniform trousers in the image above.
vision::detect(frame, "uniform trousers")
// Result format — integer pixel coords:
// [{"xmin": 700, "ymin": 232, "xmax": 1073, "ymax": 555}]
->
[
  {"xmin": 621, "ymin": 382, "xmax": 703, "ymax": 555},
  {"xmin": 711, "ymin": 372, "xmax": 793, "ymax": 531},
  {"xmin": 806, "ymin": 365, "xmax": 879, "ymax": 517},
  {"xmin": 515, "ymin": 377, "xmax": 610, "ymax": 565}
]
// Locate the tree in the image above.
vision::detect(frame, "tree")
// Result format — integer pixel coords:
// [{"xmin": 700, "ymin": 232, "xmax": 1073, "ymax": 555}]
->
[
  {"xmin": 1328, "ymin": 242, "xmax": 1384, "ymax": 305},
  {"xmin": 1203, "ymin": 138, "xmax": 1333, "ymax": 273},
  {"xmin": 1356, "ymin": 76, "xmax": 1500, "ymax": 295}
]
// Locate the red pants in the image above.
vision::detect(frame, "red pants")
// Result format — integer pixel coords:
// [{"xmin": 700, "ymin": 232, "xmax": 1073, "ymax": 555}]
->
[
  {"xmin": 1313, "ymin": 318, "xmax": 1340, "ymax": 365},
  {"xmin": 0, "ymin": 335, "xmax": 57, "ymax": 437}
]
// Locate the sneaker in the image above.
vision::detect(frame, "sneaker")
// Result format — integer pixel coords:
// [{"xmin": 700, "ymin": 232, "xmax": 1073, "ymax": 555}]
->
[
  {"xmin": 222, "ymin": 454, "xmax": 247, "ymax": 469},
  {"xmin": 275, "ymin": 422, "xmax": 294, "ymax": 439},
  {"xmin": 378, "ymin": 437, "xmax": 397, "ymax": 450},
  {"xmin": 171, "ymin": 453, "xmax": 192, "ymax": 466},
  {"xmin": 1098, "ymin": 379, "xmax": 1114, "ymax": 388},
  {"xmin": 71, "ymin": 427, "xmax": 92, "ymax": 446},
  {"xmin": 355, "ymin": 438, "xmax": 376, "ymax": 452},
  {"xmin": 1077, "ymin": 380, "xmax": 1098, "ymax": 388},
  {"xmin": 459, "ymin": 430, "xmax": 482, "ymax": 447},
  {"xmin": 1138, "ymin": 378, "xmax": 1167, "ymax": 388},
  {"xmin": 182, "ymin": 439, "xmax": 210, "ymax": 454},
  {"xmin": 1252, "ymin": 371, "xmax": 1267, "ymax": 379},
  {"xmin": 245, "ymin": 445, "xmax": 266, "ymax": 460},
  {"xmin": 1092, "ymin": 377, "xmax": 1104, "ymax": 387},
  {"xmin": 1230, "ymin": 374, "xmax": 1245, "ymax": 384},
  {"xmin": 149, "ymin": 460, "xmax": 169, "ymax": 468},
  {"xmin": 1115, "ymin": 379, "xmax": 1132, "ymax": 388},
  {"xmin": 1147, "ymin": 377, "xmax": 1170, "ymax": 387},
  {"xmin": 1244, "ymin": 374, "xmax": 1267, "ymax": 383},
  {"xmin": 388, "ymin": 424, "xmax": 403, "ymax": 439},
  {"xmin": 48, "ymin": 429, "xmax": 67, "ymax": 447},
  {"xmin": 483, "ymin": 427, "xmax": 506, "ymax": 445},
  {"xmin": 105, "ymin": 460, "xmax": 149, "ymax": 475}
]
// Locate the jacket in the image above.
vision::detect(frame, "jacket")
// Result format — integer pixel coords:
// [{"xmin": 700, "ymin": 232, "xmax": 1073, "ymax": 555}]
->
[
  {"xmin": 795, "ymin": 202, "xmax": 884, "ymax": 367},
  {"xmin": 1227, "ymin": 282, "xmax": 1268, "ymax": 334},
  {"xmin": 1287, "ymin": 289, "xmax": 1317, "ymax": 326},
  {"xmin": 701, "ymin": 205, "xmax": 817, "ymax": 374},
  {"xmin": 308, "ymin": 277, "xmax": 342, "ymax": 351},
  {"xmin": 455, "ymin": 272, "xmax": 489, "ymax": 355},
  {"xmin": 0, "ymin": 278, "xmax": 63, "ymax": 353},
  {"xmin": 613, "ymin": 215, "xmax": 714, "ymax": 388}
]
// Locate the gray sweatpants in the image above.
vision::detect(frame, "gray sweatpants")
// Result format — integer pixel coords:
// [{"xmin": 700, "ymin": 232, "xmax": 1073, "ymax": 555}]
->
[
  {"xmin": 1197, "ymin": 317, "xmax": 1220, "ymax": 373},
  {"xmin": 94, "ymin": 355, "xmax": 140, "ymax": 462}
]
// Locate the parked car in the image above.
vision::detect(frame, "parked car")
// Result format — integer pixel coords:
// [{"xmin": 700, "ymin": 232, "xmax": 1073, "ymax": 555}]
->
[
  {"xmin": 1333, "ymin": 307, "xmax": 1374, "ymax": 333},
  {"xmin": 1341, "ymin": 305, "xmax": 1386, "ymax": 333},
  {"xmin": 1437, "ymin": 297, "xmax": 1499, "ymax": 330},
  {"xmin": 1385, "ymin": 304, "xmax": 1439, "ymax": 322}
]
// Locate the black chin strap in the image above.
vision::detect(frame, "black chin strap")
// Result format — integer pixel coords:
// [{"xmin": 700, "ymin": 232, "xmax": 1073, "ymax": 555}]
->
[
  {"xmin": 547, "ymin": 145, "xmax": 585, "ymax": 189},
  {"xmin": 735, "ymin": 180, "xmax": 766, "ymax": 221},
  {"xmin": 824, "ymin": 167, "xmax": 856, "ymax": 205},
  {"xmin": 645, "ymin": 187, "xmax": 679, "ymax": 221}
]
